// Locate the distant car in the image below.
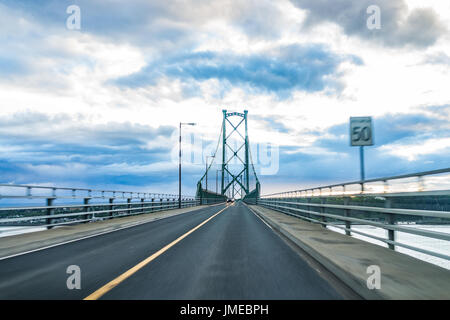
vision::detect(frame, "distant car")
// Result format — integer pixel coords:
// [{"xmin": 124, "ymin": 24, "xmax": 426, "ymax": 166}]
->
[{"xmin": 227, "ymin": 199, "xmax": 234, "ymax": 203}]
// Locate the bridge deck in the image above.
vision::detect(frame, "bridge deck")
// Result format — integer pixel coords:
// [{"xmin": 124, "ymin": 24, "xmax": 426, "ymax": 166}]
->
[{"xmin": 0, "ymin": 202, "xmax": 352, "ymax": 299}]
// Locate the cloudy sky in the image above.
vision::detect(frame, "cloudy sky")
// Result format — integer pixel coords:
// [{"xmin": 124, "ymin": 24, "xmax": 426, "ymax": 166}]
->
[{"xmin": 0, "ymin": 0, "xmax": 449, "ymax": 196}]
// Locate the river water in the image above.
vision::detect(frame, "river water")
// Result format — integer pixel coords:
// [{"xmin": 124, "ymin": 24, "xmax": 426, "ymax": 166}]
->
[{"xmin": 327, "ymin": 224, "xmax": 450, "ymax": 270}]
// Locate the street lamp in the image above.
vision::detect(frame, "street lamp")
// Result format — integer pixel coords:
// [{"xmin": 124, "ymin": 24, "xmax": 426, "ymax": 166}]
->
[{"xmin": 179, "ymin": 122, "xmax": 196, "ymax": 208}]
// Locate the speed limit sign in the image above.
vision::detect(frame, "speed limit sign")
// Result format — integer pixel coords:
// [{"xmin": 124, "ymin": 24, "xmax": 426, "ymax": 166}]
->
[{"xmin": 350, "ymin": 117, "xmax": 373, "ymax": 146}]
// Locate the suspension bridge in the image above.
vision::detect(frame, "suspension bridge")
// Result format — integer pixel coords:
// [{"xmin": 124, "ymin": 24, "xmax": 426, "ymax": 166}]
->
[
  {"xmin": 196, "ymin": 110, "xmax": 260, "ymax": 204},
  {"xmin": 0, "ymin": 110, "xmax": 449, "ymax": 300}
]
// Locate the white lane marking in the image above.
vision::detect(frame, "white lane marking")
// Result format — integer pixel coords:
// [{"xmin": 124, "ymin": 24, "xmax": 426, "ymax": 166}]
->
[
  {"xmin": 245, "ymin": 204, "xmax": 273, "ymax": 230},
  {"xmin": 0, "ymin": 203, "xmax": 225, "ymax": 261}
]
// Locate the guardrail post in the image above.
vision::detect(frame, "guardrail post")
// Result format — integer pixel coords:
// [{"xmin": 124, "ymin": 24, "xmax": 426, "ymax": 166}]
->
[
  {"xmin": 160, "ymin": 198, "xmax": 163, "ymax": 212},
  {"xmin": 385, "ymin": 198, "xmax": 395, "ymax": 250},
  {"xmin": 83, "ymin": 198, "xmax": 91, "ymax": 223},
  {"xmin": 292, "ymin": 197, "xmax": 298, "ymax": 216},
  {"xmin": 320, "ymin": 197, "xmax": 326, "ymax": 227},
  {"xmin": 141, "ymin": 198, "xmax": 145, "ymax": 214},
  {"xmin": 418, "ymin": 176, "xmax": 425, "ymax": 192},
  {"xmin": 151, "ymin": 198, "xmax": 154, "ymax": 212},
  {"xmin": 291, "ymin": 198, "xmax": 297, "ymax": 215},
  {"xmin": 306, "ymin": 198, "xmax": 311, "ymax": 220},
  {"xmin": 287, "ymin": 197, "xmax": 293, "ymax": 215},
  {"xmin": 127, "ymin": 198, "xmax": 131, "ymax": 216},
  {"xmin": 46, "ymin": 198, "xmax": 55, "ymax": 229},
  {"xmin": 109, "ymin": 198, "xmax": 114, "ymax": 217},
  {"xmin": 343, "ymin": 197, "xmax": 351, "ymax": 236}
]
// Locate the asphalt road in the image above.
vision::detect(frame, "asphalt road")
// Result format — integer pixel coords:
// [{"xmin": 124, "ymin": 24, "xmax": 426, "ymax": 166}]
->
[{"xmin": 0, "ymin": 202, "xmax": 344, "ymax": 299}]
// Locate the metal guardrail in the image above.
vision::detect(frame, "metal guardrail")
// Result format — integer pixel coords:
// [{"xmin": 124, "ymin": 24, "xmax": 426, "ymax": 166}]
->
[
  {"xmin": 0, "ymin": 184, "xmax": 193, "ymax": 200},
  {"xmin": 0, "ymin": 184, "xmax": 199, "ymax": 230},
  {"xmin": 259, "ymin": 168, "xmax": 450, "ymax": 261},
  {"xmin": 196, "ymin": 188, "xmax": 228, "ymax": 205},
  {"xmin": 263, "ymin": 167, "xmax": 450, "ymax": 198}
]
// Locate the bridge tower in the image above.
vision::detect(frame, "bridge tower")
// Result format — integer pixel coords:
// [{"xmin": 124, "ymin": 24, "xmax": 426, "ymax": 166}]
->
[
  {"xmin": 221, "ymin": 110, "xmax": 251, "ymax": 198},
  {"xmin": 196, "ymin": 109, "xmax": 259, "ymax": 203}
]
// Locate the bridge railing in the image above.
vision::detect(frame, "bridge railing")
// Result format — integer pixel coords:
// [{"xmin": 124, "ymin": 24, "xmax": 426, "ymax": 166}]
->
[
  {"xmin": 0, "ymin": 184, "xmax": 199, "ymax": 230},
  {"xmin": 196, "ymin": 184, "xmax": 227, "ymax": 205},
  {"xmin": 259, "ymin": 168, "xmax": 450, "ymax": 262}
]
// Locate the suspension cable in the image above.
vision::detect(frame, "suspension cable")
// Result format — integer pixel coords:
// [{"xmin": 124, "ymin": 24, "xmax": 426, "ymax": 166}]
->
[{"xmin": 198, "ymin": 123, "xmax": 223, "ymax": 183}]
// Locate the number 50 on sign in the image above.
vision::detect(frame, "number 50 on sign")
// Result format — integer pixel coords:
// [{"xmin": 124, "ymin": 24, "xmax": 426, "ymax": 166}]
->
[{"xmin": 350, "ymin": 117, "xmax": 374, "ymax": 146}]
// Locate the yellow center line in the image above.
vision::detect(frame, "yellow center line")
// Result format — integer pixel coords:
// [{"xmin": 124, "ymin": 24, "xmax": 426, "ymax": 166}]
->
[{"xmin": 83, "ymin": 204, "xmax": 230, "ymax": 300}]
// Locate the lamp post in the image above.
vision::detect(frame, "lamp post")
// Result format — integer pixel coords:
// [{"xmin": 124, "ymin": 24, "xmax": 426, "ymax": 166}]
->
[{"xmin": 179, "ymin": 122, "xmax": 196, "ymax": 208}]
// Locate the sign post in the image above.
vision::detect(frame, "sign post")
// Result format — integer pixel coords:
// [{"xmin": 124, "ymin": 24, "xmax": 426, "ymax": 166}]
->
[{"xmin": 350, "ymin": 117, "xmax": 374, "ymax": 185}]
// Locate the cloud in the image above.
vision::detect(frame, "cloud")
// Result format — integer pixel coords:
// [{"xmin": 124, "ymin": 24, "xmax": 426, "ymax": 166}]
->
[
  {"xmin": 380, "ymin": 137, "xmax": 450, "ymax": 161},
  {"xmin": 315, "ymin": 108, "xmax": 450, "ymax": 153},
  {"xmin": 114, "ymin": 44, "xmax": 362, "ymax": 98},
  {"xmin": 422, "ymin": 52, "xmax": 450, "ymax": 66},
  {"xmin": 290, "ymin": 0, "xmax": 447, "ymax": 48},
  {"xmin": 0, "ymin": 112, "xmax": 179, "ymax": 181},
  {"xmin": 0, "ymin": 55, "xmax": 29, "ymax": 76},
  {"xmin": 0, "ymin": 111, "xmax": 211, "ymax": 193},
  {"xmin": 0, "ymin": 112, "xmax": 174, "ymax": 148},
  {"xmin": 226, "ymin": 0, "xmax": 286, "ymax": 39},
  {"xmin": 251, "ymin": 115, "xmax": 293, "ymax": 134},
  {"xmin": 1, "ymin": 0, "xmax": 287, "ymax": 50},
  {"xmin": 0, "ymin": 1, "xmax": 449, "ymax": 196}
]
